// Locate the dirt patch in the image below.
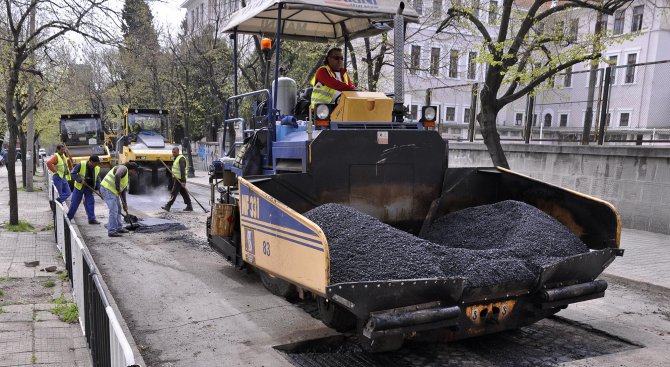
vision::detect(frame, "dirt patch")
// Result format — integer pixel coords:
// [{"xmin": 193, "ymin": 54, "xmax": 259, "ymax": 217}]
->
[{"xmin": 0, "ymin": 277, "xmax": 58, "ymax": 305}]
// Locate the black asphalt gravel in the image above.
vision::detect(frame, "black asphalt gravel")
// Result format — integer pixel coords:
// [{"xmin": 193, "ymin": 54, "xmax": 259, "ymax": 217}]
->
[{"xmin": 304, "ymin": 201, "xmax": 589, "ymax": 288}]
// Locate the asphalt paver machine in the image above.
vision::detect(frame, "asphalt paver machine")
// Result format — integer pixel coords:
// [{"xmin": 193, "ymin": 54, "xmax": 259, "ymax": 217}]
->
[{"xmin": 205, "ymin": 0, "xmax": 624, "ymax": 352}]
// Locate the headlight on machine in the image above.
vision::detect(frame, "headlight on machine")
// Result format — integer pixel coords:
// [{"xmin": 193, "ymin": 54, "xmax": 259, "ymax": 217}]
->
[
  {"xmin": 315, "ymin": 104, "xmax": 331, "ymax": 120},
  {"xmin": 420, "ymin": 106, "xmax": 437, "ymax": 128},
  {"xmin": 314, "ymin": 104, "xmax": 334, "ymax": 128}
]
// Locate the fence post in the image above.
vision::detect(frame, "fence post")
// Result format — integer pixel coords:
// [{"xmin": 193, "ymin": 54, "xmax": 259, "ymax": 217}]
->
[
  {"xmin": 467, "ymin": 84, "xmax": 478, "ymax": 142},
  {"xmin": 597, "ymin": 67, "xmax": 612, "ymax": 145},
  {"xmin": 524, "ymin": 93, "xmax": 535, "ymax": 144}
]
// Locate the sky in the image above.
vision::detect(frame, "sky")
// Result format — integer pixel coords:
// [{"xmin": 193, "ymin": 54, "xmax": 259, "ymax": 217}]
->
[{"xmin": 150, "ymin": 0, "xmax": 187, "ymax": 34}]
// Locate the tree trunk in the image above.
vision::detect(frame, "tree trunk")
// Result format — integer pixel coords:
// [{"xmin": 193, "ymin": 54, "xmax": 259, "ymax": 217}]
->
[
  {"xmin": 477, "ymin": 97, "xmax": 509, "ymax": 169},
  {"xmin": 6, "ymin": 126, "xmax": 19, "ymax": 225}
]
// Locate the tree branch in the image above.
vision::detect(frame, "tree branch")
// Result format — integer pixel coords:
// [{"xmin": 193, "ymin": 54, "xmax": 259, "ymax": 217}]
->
[
  {"xmin": 498, "ymin": 55, "xmax": 599, "ymax": 105},
  {"xmin": 437, "ymin": 8, "xmax": 495, "ymax": 55}
]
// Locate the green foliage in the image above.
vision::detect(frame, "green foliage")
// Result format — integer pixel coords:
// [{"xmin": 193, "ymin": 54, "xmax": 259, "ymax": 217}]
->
[
  {"xmin": 50, "ymin": 304, "xmax": 79, "ymax": 323},
  {"xmin": 3, "ymin": 220, "xmax": 35, "ymax": 232},
  {"xmin": 0, "ymin": 289, "xmax": 4, "ymax": 297},
  {"xmin": 51, "ymin": 296, "xmax": 68, "ymax": 305},
  {"xmin": 43, "ymin": 281, "xmax": 56, "ymax": 288}
]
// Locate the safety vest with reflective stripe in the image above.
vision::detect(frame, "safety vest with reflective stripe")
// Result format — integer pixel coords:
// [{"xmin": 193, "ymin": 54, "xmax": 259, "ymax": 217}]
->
[
  {"xmin": 55, "ymin": 153, "xmax": 71, "ymax": 180},
  {"xmin": 310, "ymin": 65, "xmax": 350, "ymax": 109},
  {"xmin": 172, "ymin": 154, "xmax": 188, "ymax": 180},
  {"xmin": 100, "ymin": 166, "xmax": 128, "ymax": 196},
  {"xmin": 74, "ymin": 161, "xmax": 100, "ymax": 191}
]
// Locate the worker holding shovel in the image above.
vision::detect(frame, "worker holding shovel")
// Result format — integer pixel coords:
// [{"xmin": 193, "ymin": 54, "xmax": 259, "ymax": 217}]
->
[
  {"xmin": 67, "ymin": 155, "xmax": 101, "ymax": 224},
  {"xmin": 100, "ymin": 162, "xmax": 139, "ymax": 237},
  {"xmin": 161, "ymin": 147, "xmax": 193, "ymax": 212}
]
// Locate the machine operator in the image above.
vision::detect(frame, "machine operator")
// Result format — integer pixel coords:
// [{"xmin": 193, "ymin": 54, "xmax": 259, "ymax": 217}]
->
[{"xmin": 310, "ymin": 47, "xmax": 357, "ymax": 109}]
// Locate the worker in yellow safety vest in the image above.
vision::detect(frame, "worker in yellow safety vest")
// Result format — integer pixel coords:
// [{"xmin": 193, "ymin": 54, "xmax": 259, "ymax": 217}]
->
[
  {"xmin": 100, "ymin": 162, "xmax": 139, "ymax": 237},
  {"xmin": 67, "ymin": 155, "xmax": 101, "ymax": 224},
  {"xmin": 310, "ymin": 47, "xmax": 357, "ymax": 110},
  {"xmin": 161, "ymin": 147, "xmax": 193, "ymax": 212},
  {"xmin": 46, "ymin": 144, "xmax": 72, "ymax": 203}
]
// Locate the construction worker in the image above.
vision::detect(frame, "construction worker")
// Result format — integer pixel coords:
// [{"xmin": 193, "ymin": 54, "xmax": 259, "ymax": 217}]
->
[
  {"xmin": 161, "ymin": 147, "xmax": 193, "ymax": 212},
  {"xmin": 67, "ymin": 155, "xmax": 101, "ymax": 224},
  {"xmin": 100, "ymin": 162, "xmax": 139, "ymax": 237},
  {"xmin": 46, "ymin": 144, "xmax": 72, "ymax": 203},
  {"xmin": 310, "ymin": 47, "xmax": 357, "ymax": 109}
]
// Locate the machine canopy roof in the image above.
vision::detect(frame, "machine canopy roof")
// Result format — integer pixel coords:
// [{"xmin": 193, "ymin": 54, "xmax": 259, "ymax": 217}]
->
[{"xmin": 222, "ymin": 0, "xmax": 419, "ymax": 42}]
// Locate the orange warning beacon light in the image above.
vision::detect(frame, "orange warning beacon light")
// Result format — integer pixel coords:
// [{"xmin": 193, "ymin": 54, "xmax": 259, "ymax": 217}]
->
[{"xmin": 260, "ymin": 38, "xmax": 272, "ymax": 51}]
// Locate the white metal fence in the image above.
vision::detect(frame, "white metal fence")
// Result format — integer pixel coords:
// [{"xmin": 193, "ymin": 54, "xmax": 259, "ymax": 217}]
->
[{"xmin": 49, "ymin": 170, "xmax": 139, "ymax": 367}]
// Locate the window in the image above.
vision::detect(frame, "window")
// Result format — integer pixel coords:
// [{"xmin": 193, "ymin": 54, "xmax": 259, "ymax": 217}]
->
[
  {"xmin": 191, "ymin": 10, "xmax": 196, "ymax": 31},
  {"xmin": 515, "ymin": 113, "xmax": 523, "ymax": 126},
  {"xmin": 631, "ymin": 5, "xmax": 644, "ymax": 32},
  {"xmin": 467, "ymin": 51, "xmax": 477, "ymax": 80},
  {"xmin": 620, "ymin": 112, "xmax": 630, "ymax": 127},
  {"xmin": 555, "ymin": 20, "xmax": 565, "ymax": 39},
  {"xmin": 613, "ymin": 10, "xmax": 625, "ymax": 35},
  {"xmin": 608, "ymin": 55, "xmax": 618, "ymax": 84},
  {"xmin": 544, "ymin": 114, "xmax": 552, "ymax": 127},
  {"xmin": 568, "ymin": 19, "xmax": 579, "ymax": 42},
  {"xmin": 448, "ymin": 50, "xmax": 459, "ymax": 78},
  {"xmin": 560, "ymin": 114, "xmax": 568, "ymax": 127},
  {"xmin": 432, "ymin": 0, "xmax": 442, "ymax": 18},
  {"xmin": 411, "ymin": 45, "xmax": 421, "ymax": 74},
  {"xmin": 414, "ymin": 0, "xmax": 423, "ymax": 15},
  {"xmin": 430, "ymin": 48, "xmax": 440, "ymax": 76},
  {"xmin": 564, "ymin": 66, "xmax": 572, "ymax": 87},
  {"xmin": 597, "ymin": 14, "xmax": 608, "ymax": 31},
  {"xmin": 532, "ymin": 114, "xmax": 538, "ymax": 127},
  {"xmin": 446, "ymin": 107, "xmax": 456, "ymax": 121},
  {"xmin": 472, "ymin": 0, "xmax": 479, "ymax": 18},
  {"xmin": 625, "ymin": 53, "xmax": 637, "ymax": 84},
  {"xmin": 464, "ymin": 108, "xmax": 471, "ymax": 123},
  {"xmin": 606, "ymin": 113, "xmax": 612, "ymax": 126},
  {"xmin": 488, "ymin": 1, "xmax": 498, "ymax": 24}
]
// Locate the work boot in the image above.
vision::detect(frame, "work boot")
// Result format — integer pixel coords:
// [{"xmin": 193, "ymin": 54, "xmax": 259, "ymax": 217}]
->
[
  {"xmin": 108, "ymin": 232, "xmax": 122, "ymax": 238},
  {"xmin": 117, "ymin": 228, "xmax": 129, "ymax": 234},
  {"xmin": 89, "ymin": 220, "xmax": 101, "ymax": 225},
  {"xmin": 161, "ymin": 205, "xmax": 171, "ymax": 212},
  {"xmin": 183, "ymin": 205, "xmax": 193, "ymax": 212}
]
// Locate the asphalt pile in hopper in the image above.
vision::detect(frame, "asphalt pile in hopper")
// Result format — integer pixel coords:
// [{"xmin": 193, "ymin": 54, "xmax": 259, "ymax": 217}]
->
[{"xmin": 304, "ymin": 200, "xmax": 589, "ymax": 288}]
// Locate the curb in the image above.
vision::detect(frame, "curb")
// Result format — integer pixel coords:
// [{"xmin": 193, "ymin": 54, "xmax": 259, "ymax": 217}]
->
[{"xmin": 600, "ymin": 273, "xmax": 670, "ymax": 294}]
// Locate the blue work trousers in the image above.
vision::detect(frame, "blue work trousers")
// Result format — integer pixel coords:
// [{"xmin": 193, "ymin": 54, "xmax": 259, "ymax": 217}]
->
[
  {"xmin": 101, "ymin": 186, "xmax": 124, "ymax": 235},
  {"xmin": 52, "ymin": 174, "xmax": 71, "ymax": 203},
  {"xmin": 67, "ymin": 187, "xmax": 96, "ymax": 221}
]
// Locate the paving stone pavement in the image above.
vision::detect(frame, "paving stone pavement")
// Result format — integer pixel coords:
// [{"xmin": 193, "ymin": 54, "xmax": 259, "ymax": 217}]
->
[
  {"xmin": 0, "ymin": 166, "xmax": 92, "ymax": 367},
  {"xmin": 606, "ymin": 229, "xmax": 670, "ymax": 290}
]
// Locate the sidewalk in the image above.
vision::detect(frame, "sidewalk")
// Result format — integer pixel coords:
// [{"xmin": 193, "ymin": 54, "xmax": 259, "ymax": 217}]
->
[
  {"xmin": 0, "ymin": 167, "xmax": 91, "ymax": 367},
  {"xmin": 606, "ymin": 228, "xmax": 670, "ymax": 290}
]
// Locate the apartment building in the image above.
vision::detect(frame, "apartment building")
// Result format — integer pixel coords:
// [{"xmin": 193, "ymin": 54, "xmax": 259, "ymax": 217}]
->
[
  {"xmin": 400, "ymin": 0, "xmax": 670, "ymax": 141},
  {"xmin": 181, "ymin": 0, "xmax": 240, "ymax": 33}
]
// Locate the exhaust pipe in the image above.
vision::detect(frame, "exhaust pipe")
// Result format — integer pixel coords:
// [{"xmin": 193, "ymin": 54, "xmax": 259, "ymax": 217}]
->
[{"xmin": 393, "ymin": 3, "xmax": 405, "ymax": 122}]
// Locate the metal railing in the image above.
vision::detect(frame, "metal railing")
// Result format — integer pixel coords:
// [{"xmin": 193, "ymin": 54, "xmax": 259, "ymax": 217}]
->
[{"xmin": 49, "ymin": 171, "xmax": 139, "ymax": 367}]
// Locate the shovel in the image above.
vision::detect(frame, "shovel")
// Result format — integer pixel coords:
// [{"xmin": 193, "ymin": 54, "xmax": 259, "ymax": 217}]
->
[{"xmin": 85, "ymin": 180, "xmax": 140, "ymax": 230}]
